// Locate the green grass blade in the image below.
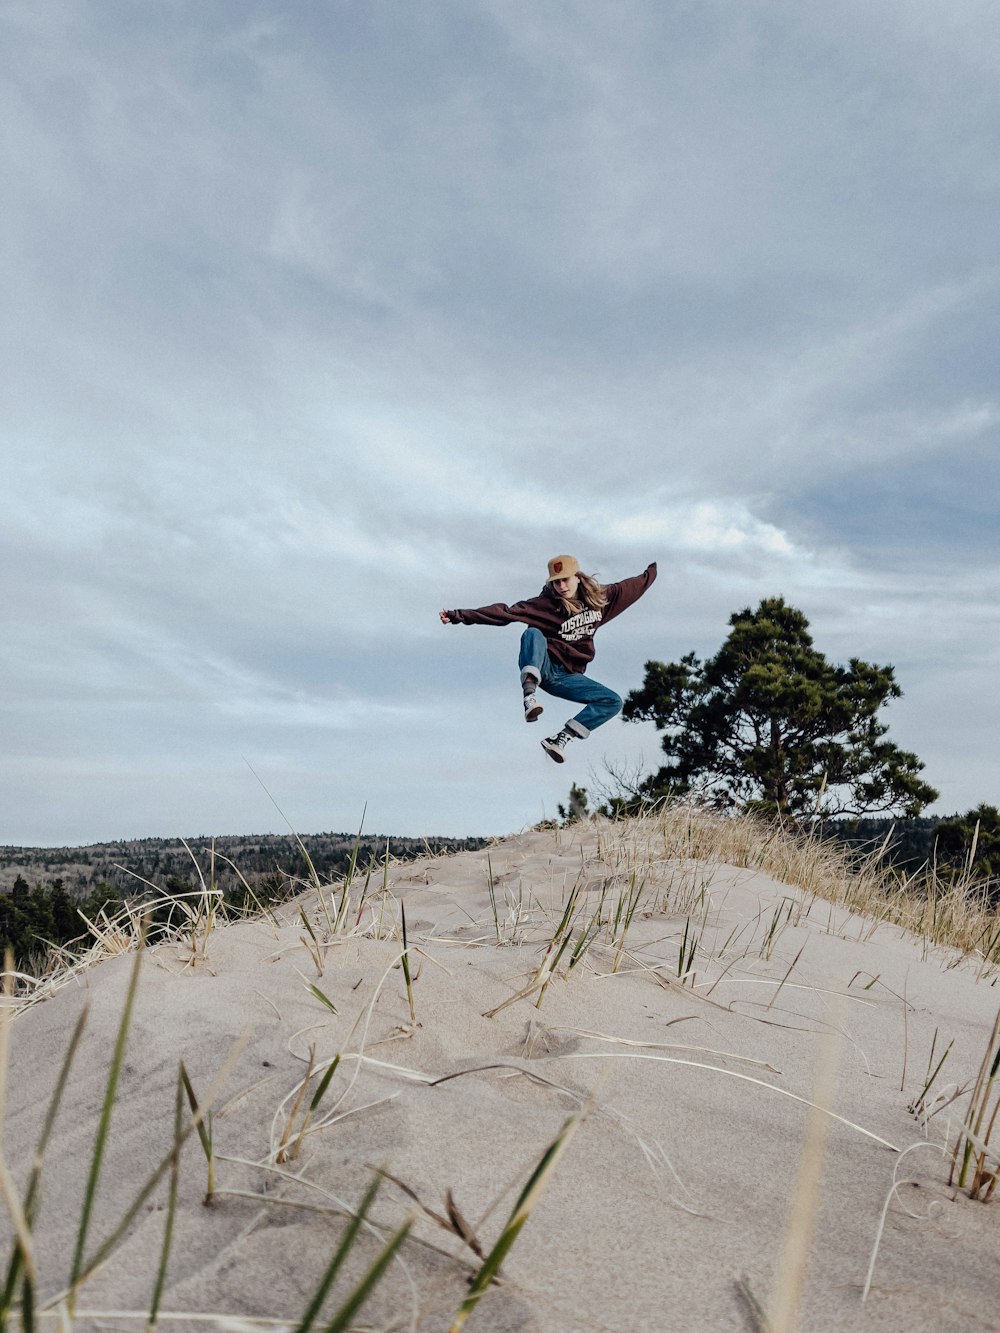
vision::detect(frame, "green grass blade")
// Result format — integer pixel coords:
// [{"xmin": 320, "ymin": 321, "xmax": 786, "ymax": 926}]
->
[
  {"xmin": 62, "ymin": 1029, "xmax": 250, "ymax": 1296},
  {"xmin": 400, "ymin": 904, "xmax": 415, "ymax": 1024},
  {"xmin": 19, "ymin": 1269, "xmax": 36, "ymax": 1333},
  {"xmin": 334, "ymin": 806, "xmax": 368, "ymax": 932},
  {"xmin": 353, "ymin": 858, "xmax": 376, "ymax": 929},
  {"xmin": 308, "ymin": 1055, "xmax": 341, "ymax": 1116},
  {"xmin": 736, "ymin": 1273, "xmax": 773, "ymax": 1331},
  {"xmin": 299, "ymin": 906, "xmax": 319, "ymax": 945},
  {"xmin": 179, "ymin": 1063, "xmax": 212, "ymax": 1160},
  {"xmin": 292, "ymin": 1174, "xmax": 381, "ymax": 1332},
  {"xmin": 76, "ymin": 1137, "xmax": 195, "ymax": 1286},
  {"xmin": 551, "ymin": 881, "xmax": 581, "ymax": 942},
  {"xmin": 448, "ymin": 1107, "xmax": 585, "ymax": 1332},
  {"xmin": 148, "ymin": 1073, "xmax": 184, "ymax": 1328},
  {"xmin": 0, "ymin": 950, "xmax": 40, "ymax": 1320},
  {"xmin": 567, "ymin": 916, "xmax": 599, "ymax": 972},
  {"xmin": 284, "ymin": 1053, "xmax": 343, "ymax": 1163},
  {"xmin": 534, "ymin": 885, "xmax": 585, "ymax": 1007},
  {"xmin": 307, "ymin": 983, "xmax": 339, "ymax": 1015},
  {"xmin": 914, "ymin": 1038, "xmax": 953, "ymax": 1112},
  {"xmin": 69, "ymin": 934, "xmax": 145, "ymax": 1295},
  {"xmin": 2, "ymin": 1003, "xmax": 89, "ymax": 1313},
  {"xmin": 0, "ymin": 1151, "xmax": 38, "ymax": 1308},
  {"xmin": 486, "ymin": 854, "xmax": 500, "ymax": 943},
  {"xmin": 321, "ymin": 1218, "xmax": 412, "ymax": 1333}
]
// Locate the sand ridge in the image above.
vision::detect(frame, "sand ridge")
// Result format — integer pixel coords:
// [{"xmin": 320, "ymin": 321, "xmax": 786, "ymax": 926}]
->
[{"xmin": 3, "ymin": 818, "xmax": 1000, "ymax": 1331}]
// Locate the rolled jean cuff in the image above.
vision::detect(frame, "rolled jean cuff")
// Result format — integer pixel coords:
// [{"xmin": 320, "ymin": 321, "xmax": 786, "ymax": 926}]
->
[
  {"xmin": 520, "ymin": 667, "xmax": 541, "ymax": 684},
  {"xmin": 566, "ymin": 719, "xmax": 589, "ymax": 739}
]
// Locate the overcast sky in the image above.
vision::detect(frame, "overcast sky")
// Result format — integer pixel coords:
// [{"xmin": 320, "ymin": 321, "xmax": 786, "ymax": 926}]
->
[{"xmin": 3, "ymin": 0, "xmax": 998, "ymax": 846}]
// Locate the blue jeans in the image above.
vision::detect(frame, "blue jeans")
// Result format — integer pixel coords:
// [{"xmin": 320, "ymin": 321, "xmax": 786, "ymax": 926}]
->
[{"xmin": 518, "ymin": 628, "xmax": 623, "ymax": 736}]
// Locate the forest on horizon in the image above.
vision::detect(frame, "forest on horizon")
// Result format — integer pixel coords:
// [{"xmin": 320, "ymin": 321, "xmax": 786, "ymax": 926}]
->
[{"xmin": 0, "ymin": 829, "xmax": 489, "ymax": 971}]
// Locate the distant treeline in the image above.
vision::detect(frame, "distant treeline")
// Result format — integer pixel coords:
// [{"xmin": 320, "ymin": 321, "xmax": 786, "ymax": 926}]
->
[
  {"xmin": 0, "ymin": 877, "xmax": 116, "ymax": 973},
  {"xmin": 6, "ymin": 811, "xmax": 997, "ymax": 973},
  {"xmin": 820, "ymin": 817, "xmax": 940, "ymax": 875},
  {"xmin": 0, "ymin": 830, "xmax": 488, "ymax": 970},
  {"xmin": 821, "ymin": 806, "xmax": 1000, "ymax": 889}
]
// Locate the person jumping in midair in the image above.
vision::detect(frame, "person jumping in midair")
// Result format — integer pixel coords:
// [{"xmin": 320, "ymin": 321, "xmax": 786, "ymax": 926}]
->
[{"xmin": 439, "ymin": 555, "xmax": 657, "ymax": 763}]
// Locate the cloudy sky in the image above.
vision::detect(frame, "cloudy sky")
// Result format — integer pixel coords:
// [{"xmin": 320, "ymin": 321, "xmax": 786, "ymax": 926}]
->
[{"xmin": 3, "ymin": 0, "xmax": 998, "ymax": 846}]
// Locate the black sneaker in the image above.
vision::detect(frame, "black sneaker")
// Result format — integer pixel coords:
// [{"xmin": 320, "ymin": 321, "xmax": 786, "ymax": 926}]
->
[{"xmin": 541, "ymin": 726, "xmax": 576, "ymax": 762}]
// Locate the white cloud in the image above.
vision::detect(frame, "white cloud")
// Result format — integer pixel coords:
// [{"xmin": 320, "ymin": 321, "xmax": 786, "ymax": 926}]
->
[
  {"xmin": 605, "ymin": 502, "xmax": 796, "ymax": 557},
  {"xmin": 2, "ymin": 2, "xmax": 999, "ymax": 839}
]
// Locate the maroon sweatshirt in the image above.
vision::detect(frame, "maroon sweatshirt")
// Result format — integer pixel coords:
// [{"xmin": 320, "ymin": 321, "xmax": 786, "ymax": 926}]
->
[{"xmin": 448, "ymin": 563, "xmax": 657, "ymax": 674}]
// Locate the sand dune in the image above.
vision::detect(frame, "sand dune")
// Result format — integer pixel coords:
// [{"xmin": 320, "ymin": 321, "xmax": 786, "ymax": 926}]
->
[{"xmin": 4, "ymin": 815, "xmax": 1000, "ymax": 1331}]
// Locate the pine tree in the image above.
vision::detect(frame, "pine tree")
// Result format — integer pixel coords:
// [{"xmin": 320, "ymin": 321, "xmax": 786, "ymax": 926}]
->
[{"xmin": 623, "ymin": 597, "xmax": 938, "ymax": 820}]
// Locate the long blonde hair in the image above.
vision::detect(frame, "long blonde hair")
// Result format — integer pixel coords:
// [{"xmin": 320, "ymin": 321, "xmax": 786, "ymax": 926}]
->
[{"xmin": 557, "ymin": 571, "xmax": 608, "ymax": 616}]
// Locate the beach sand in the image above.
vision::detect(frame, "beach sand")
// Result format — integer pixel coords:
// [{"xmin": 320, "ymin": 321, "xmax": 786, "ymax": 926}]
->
[{"xmin": 3, "ymin": 815, "xmax": 1000, "ymax": 1331}]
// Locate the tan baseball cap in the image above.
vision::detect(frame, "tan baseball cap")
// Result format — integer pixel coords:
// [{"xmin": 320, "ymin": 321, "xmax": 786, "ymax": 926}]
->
[{"xmin": 547, "ymin": 555, "xmax": 581, "ymax": 581}]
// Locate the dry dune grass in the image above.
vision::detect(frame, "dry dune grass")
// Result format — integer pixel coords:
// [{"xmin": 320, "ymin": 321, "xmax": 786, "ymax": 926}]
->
[
  {"xmin": 2, "ymin": 803, "xmax": 1000, "ymax": 1332},
  {"xmin": 635, "ymin": 803, "xmax": 1000, "ymax": 971}
]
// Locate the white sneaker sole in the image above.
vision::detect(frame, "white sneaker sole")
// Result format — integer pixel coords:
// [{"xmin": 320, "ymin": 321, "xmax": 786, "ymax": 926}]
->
[
  {"xmin": 525, "ymin": 701, "xmax": 543, "ymax": 722},
  {"xmin": 541, "ymin": 739, "xmax": 565, "ymax": 762}
]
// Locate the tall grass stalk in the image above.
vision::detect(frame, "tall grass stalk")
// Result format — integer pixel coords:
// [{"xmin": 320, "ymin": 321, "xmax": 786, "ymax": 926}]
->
[
  {"xmin": 768, "ymin": 1006, "xmax": 841, "ymax": 1333},
  {"xmin": 209, "ymin": 847, "xmax": 280, "ymax": 929},
  {"xmin": 950, "ymin": 1006, "xmax": 1000, "ymax": 1198},
  {"xmin": 486, "ymin": 854, "xmax": 500, "ymax": 944},
  {"xmin": 276, "ymin": 1047, "xmax": 344, "ymax": 1167},
  {"xmin": 766, "ymin": 944, "xmax": 806, "ymax": 1012},
  {"xmin": 68, "ymin": 935, "xmax": 146, "ymax": 1303},
  {"xmin": 761, "ymin": 900, "xmax": 793, "ymax": 962},
  {"xmin": 276, "ymin": 1047, "xmax": 319, "ymax": 1166},
  {"xmin": 610, "ymin": 872, "xmax": 645, "ymax": 973},
  {"xmin": 351, "ymin": 845, "xmax": 383, "ymax": 930},
  {"xmin": 177, "ymin": 837, "xmax": 224, "ymax": 964},
  {"xmin": 0, "ymin": 1005, "xmax": 89, "ymax": 1326},
  {"xmin": 43, "ymin": 1029, "xmax": 251, "ymax": 1314},
  {"xmin": 399, "ymin": 904, "xmax": 416, "ymax": 1025},
  {"xmin": 0, "ymin": 950, "xmax": 41, "ymax": 1322},
  {"xmin": 533, "ymin": 881, "xmax": 585, "ymax": 1008},
  {"xmin": 298, "ymin": 905, "xmax": 325, "ymax": 976},
  {"xmin": 567, "ymin": 914, "xmax": 600, "ymax": 975},
  {"xmin": 447, "ymin": 1105, "xmax": 587, "ymax": 1332},
  {"xmin": 908, "ymin": 1028, "xmax": 954, "ymax": 1125},
  {"xmin": 244, "ymin": 759, "xmax": 334, "ymax": 933},
  {"xmin": 291, "ymin": 1173, "xmax": 410, "ymax": 1333},
  {"xmin": 179, "ymin": 1063, "xmax": 215, "ymax": 1205},
  {"xmin": 334, "ymin": 808, "xmax": 368, "ymax": 933},
  {"xmin": 966, "ymin": 818, "xmax": 981, "ymax": 876},
  {"xmin": 148, "ymin": 1075, "xmax": 185, "ymax": 1328},
  {"xmin": 676, "ymin": 916, "xmax": 699, "ymax": 983}
]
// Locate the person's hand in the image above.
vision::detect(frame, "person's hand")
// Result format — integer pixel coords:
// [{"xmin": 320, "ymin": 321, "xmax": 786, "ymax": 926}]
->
[{"xmin": 439, "ymin": 609, "xmax": 454, "ymax": 624}]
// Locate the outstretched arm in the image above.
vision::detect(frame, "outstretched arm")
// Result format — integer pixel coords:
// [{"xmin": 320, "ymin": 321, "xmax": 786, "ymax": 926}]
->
[
  {"xmin": 439, "ymin": 596, "xmax": 545, "ymax": 628},
  {"xmin": 602, "ymin": 563, "xmax": 658, "ymax": 622}
]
